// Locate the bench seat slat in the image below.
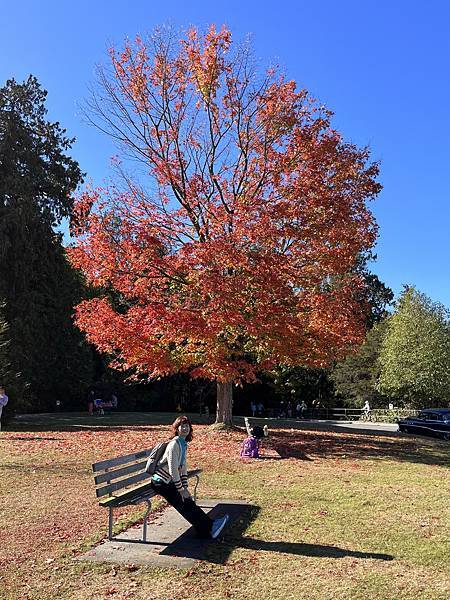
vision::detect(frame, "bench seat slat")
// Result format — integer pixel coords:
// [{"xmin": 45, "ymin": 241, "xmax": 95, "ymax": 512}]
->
[
  {"xmin": 97, "ymin": 468, "xmax": 203, "ymax": 507},
  {"xmin": 92, "ymin": 448, "xmax": 152, "ymax": 473},
  {"xmin": 99, "ymin": 483, "xmax": 156, "ymax": 508},
  {"xmin": 94, "ymin": 460, "xmax": 148, "ymax": 485},
  {"xmin": 96, "ymin": 471, "xmax": 150, "ymax": 498}
]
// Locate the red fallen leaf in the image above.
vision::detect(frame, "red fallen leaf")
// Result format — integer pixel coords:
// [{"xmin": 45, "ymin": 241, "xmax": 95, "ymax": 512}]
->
[
  {"xmin": 105, "ymin": 587, "xmax": 117, "ymax": 596},
  {"xmin": 183, "ymin": 568, "xmax": 196, "ymax": 578},
  {"xmin": 126, "ymin": 564, "xmax": 139, "ymax": 572}
]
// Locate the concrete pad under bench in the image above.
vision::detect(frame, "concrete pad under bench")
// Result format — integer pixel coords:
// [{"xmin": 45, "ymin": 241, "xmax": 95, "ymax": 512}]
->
[{"xmin": 79, "ymin": 499, "xmax": 251, "ymax": 569}]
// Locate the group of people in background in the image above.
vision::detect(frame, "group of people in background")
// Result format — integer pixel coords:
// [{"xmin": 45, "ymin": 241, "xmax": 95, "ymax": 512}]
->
[
  {"xmin": 87, "ymin": 389, "xmax": 118, "ymax": 416},
  {"xmin": 279, "ymin": 400, "xmax": 308, "ymax": 419},
  {"xmin": 250, "ymin": 401, "xmax": 265, "ymax": 417},
  {"xmin": 250, "ymin": 399, "xmax": 308, "ymax": 419}
]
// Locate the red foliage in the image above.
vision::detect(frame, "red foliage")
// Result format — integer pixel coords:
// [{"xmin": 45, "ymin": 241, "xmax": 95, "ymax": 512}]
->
[{"xmin": 69, "ymin": 25, "xmax": 381, "ymax": 384}]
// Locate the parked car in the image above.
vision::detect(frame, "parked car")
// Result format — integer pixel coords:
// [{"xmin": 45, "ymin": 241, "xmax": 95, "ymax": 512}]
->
[{"xmin": 398, "ymin": 409, "xmax": 450, "ymax": 440}]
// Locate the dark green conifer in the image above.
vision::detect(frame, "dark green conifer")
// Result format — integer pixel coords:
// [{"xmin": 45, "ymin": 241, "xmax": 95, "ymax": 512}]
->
[{"xmin": 0, "ymin": 76, "xmax": 93, "ymax": 411}]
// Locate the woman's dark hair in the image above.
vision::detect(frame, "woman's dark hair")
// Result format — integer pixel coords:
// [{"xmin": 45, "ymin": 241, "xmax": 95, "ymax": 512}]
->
[
  {"xmin": 171, "ymin": 415, "xmax": 194, "ymax": 442},
  {"xmin": 250, "ymin": 425, "xmax": 265, "ymax": 439}
]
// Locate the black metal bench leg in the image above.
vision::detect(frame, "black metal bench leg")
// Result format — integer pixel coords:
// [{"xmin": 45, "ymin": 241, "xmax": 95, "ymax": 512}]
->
[
  {"xmin": 193, "ymin": 475, "xmax": 200, "ymax": 502},
  {"xmin": 142, "ymin": 498, "xmax": 152, "ymax": 542},
  {"xmin": 108, "ymin": 506, "xmax": 113, "ymax": 541}
]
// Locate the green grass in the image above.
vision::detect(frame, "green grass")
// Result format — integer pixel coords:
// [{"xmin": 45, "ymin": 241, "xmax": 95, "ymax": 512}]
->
[{"xmin": 0, "ymin": 412, "xmax": 449, "ymax": 599}]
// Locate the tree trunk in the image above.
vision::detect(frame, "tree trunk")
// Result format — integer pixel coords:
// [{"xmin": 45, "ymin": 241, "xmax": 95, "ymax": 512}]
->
[{"xmin": 215, "ymin": 381, "xmax": 233, "ymax": 425}]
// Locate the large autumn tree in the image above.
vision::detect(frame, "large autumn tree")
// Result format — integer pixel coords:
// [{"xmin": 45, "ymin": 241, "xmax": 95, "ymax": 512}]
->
[{"xmin": 70, "ymin": 26, "xmax": 381, "ymax": 424}]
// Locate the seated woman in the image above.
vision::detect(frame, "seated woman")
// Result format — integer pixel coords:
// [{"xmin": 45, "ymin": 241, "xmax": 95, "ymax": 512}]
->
[{"xmin": 151, "ymin": 415, "xmax": 229, "ymax": 539}]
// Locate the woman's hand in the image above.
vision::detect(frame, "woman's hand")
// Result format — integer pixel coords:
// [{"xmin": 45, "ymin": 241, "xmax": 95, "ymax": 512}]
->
[{"xmin": 180, "ymin": 488, "xmax": 191, "ymax": 501}]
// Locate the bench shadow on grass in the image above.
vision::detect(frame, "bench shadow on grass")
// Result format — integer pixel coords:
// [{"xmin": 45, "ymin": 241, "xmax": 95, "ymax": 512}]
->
[{"xmin": 162, "ymin": 504, "xmax": 394, "ymax": 565}]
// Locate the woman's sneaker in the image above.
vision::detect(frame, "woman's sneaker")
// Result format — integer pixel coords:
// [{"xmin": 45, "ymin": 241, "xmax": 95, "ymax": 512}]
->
[{"xmin": 211, "ymin": 514, "xmax": 230, "ymax": 539}]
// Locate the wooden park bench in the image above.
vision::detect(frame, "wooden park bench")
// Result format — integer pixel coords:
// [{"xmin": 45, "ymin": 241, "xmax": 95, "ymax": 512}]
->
[{"xmin": 92, "ymin": 448, "xmax": 202, "ymax": 542}]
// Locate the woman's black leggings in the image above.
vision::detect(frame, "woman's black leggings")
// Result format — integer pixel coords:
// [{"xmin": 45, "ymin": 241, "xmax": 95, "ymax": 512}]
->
[{"xmin": 150, "ymin": 480, "xmax": 212, "ymax": 537}]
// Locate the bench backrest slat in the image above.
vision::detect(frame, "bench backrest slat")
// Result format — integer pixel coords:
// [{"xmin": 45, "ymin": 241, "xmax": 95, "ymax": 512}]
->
[
  {"xmin": 96, "ymin": 471, "xmax": 150, "ymax": 498},
  {"xmin": 94, "ymin": 459, "xmax": 148, "ymax": 486},
  {"xmin": 92, "ymin": 448, "xmax": 152, "ymax": 473}
]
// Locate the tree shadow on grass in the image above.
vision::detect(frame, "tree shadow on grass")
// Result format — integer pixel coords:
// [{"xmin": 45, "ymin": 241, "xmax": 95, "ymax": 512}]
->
[
  {"xmin": 6, "ymin": 411, "xmax": 210, "ymax": 433},
  {"xmin": 4, "ymin": 420, "xmax": 170, "ymax": 435},
  {"xmin": 269, "ymin": 430, "xmax": 450, "ymax": 468},
  {"xmin": 0, "ymin": 436, "xmax": 63, "ymax": 441},
  {"xmin": 0, "ymin": 462, "xmax": 86, "ymax": 475}
]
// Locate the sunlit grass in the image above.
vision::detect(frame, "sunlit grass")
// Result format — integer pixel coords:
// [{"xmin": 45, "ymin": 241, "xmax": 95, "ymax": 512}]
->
[{"xmin": 0, "ymin": 412, "xmax": 449, "ymax": 599}]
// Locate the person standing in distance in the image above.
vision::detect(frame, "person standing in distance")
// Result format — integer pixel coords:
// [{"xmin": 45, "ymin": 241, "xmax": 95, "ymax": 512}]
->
[
  {"xmin": 0, "ymin": 386, "xmax": 9, "ymax": 431},
  {"xmin": 300, "ymin": 400, "xmax": 307, "ymax": 419},
  {"xmin": 151, "ymin": 415, "xmax": 230, "ymax": 539}
]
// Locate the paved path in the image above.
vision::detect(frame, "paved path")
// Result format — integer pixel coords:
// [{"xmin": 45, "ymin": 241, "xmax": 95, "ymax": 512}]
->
[
  {"xmin": 313, "ymin": 420, "xmax": 398, "ymax": 434},
  {"xmin": 235, "ymin": 416, "xmax": 399, "ymax": 437}
]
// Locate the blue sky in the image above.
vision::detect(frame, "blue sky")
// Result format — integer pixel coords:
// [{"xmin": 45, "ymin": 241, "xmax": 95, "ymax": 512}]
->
[{"xmin": 1, "ymin": 1, "xmax": 449, "ymax": 306}]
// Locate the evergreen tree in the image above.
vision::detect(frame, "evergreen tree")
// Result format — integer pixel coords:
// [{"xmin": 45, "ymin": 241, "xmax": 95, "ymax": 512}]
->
[
  {"xmin": 0, "ymin": 300, "xmax": 11, "ymax": 385},
  {"xmin": 352, "ymin": 253, "xmax": 394, "ymax": 328},
  {"xmin": 377, "ymin": 286, "xmax": 450, "ymax": 408},
  {"xmin": 331, "ymin": 321, "xmax": 388, "ymax": 407},
  {"xmin": 270, "ymin": 366, "xmax": 334, "ymax": 408},
  {"xmin": 0, "ymin": 76, "xmax": 93, "ymax": 411}
]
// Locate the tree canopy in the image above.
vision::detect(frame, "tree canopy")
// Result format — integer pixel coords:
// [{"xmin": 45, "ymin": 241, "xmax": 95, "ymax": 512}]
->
[
  {"xmin": 377, "ymin": 286, "xmax": 450, "ymax": 408},
  {"xmin": 70, "ymin": 25, "xmax": 381, "ymax": 423},
  {"xmin": 0, "ymin": 76, "xmax": 82, "ymax": 227}
]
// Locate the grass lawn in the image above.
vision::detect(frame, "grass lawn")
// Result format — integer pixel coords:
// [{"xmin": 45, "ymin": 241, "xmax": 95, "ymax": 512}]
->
[{"xmin": 0, "ymin": 412, "xmax": 449, "ymax": 600}]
